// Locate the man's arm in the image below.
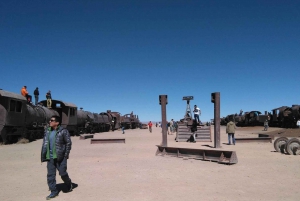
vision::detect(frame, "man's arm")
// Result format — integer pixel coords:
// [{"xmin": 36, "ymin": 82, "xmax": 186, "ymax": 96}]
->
[{"xmin": 63, "ymin": 129, "xmax": 72, "ymax": 159}]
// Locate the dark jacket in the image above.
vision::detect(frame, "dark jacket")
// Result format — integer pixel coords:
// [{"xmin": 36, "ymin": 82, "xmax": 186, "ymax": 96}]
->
[
  {"xmin": 41, "ymin": 126, "xmax": 72, "ymax": 162},
  {"xmin": 34, "ymin": 89, "xmax": 39, "ymax": 96},
  {"xmin": 46, "ymin": 92, "xmax": 52, "ymax": 99}
]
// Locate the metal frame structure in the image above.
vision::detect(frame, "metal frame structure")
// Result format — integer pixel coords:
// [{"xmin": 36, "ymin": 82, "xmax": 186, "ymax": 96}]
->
[{"xmin": 156, "ymin": 145, "xmax": 238, "ymax": 165}]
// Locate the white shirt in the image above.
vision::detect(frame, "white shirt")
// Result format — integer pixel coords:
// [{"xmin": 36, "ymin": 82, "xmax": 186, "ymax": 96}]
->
[
  {"xmin": 297, "ymin": 120, "xmax": 300, "ymax": 126},
  {"xmin": 193, "ymin": 107, "xmax": 201, "ymax": 115}
]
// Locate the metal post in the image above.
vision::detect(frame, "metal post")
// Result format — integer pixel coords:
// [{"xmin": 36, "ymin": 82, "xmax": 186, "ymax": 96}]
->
[
  {"xmin": 212, "ymin": 92, "xmax": 221, "ymax": 148},
  {"xmin": 159, "ymin": 95, "xmax": 168, "ymax": 147}
]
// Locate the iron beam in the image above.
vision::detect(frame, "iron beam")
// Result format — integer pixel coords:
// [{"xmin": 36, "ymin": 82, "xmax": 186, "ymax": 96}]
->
[
  {"xmin": 91, "ymin": 138, "xmax": 125, "ymax": 144},
  {"xmin": 159, "ymin": 95, "xmax": 168, "ymax": 147},
  {"xmin": 156, "ymin": 145, "xmax": 238, "ymax": 165},
  {"xmin": 235, "ymin": 137, "xmax": 272, "ymax": 143}
]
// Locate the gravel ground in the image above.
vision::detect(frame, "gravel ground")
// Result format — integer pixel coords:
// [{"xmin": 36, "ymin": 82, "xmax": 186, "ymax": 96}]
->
[{"xmin": 0, "ymin": 126, "xmax": 299, "ymax": 201}]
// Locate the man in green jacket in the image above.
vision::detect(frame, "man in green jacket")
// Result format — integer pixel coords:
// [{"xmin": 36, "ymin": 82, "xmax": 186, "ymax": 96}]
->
[
  {"xmin": 226, "ymin": 119, "xmax": 236, "ymax": 145},
  {"xmin": 41, "ymin": 115, "xmax": 73, "ymax": 200}
]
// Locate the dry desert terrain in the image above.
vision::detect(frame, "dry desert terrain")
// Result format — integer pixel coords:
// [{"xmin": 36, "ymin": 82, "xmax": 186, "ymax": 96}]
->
[{"xmin": 0, "ymin": 126, "xmax": 299, "ymax": 201}]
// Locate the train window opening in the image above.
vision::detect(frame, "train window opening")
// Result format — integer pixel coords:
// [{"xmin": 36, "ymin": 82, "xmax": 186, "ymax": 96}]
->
[
  {"xmin": 56, "ymin": 103, "xmax": 61, "ymax": 108},
  {"xmin": 16, "ymin": 101, "xmax": 22, "ymax": 112},
  {"xmin": 9, "ymin": 100, "xmax": 16, "ymax": 112},
  {"xmin": 70, "ymin": 108, "xmax": 75, "ymax": 116}
]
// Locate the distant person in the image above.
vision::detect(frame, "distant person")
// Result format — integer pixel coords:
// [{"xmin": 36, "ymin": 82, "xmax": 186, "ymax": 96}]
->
[
  {"xmin": 111, "ymin": 119, "xmax": 115, "ymax": 131},
  {"xmin": 158, "ymin": 122, "xmax": 161, "ymax": 127},
  {"xmin": 34, "ymin": 87, "xmax": 39, "ymax": 105},
  {"xmin": 155, "ymin": 122, "xmax": 158, "ymax": 127},
  {"xmin": 21, "ymin": 86, "xmax": 31, "ymax": 102},
  {"xmin": 46, "ymin": 90, "xmax": 52, "ymax": 108},
  {"xmin": 148, "ymin": 121, "xmax": 153, "ymax": 133},
  {"xmin": 193, "ymin": 105, "xmax": 201, "ymax": 124},
  {"xmin": 187, "ymin": 120, "xmax": 197, "ymax": 143},
  {"xmin": 239, "ymin": 109, "xmax": 243, "ymax": 116},
  {"xmin": 41, "ymin": 115, "xmax": 73, "ymax": 200},
  {"xmin": 264, "ymin": 120, "xmax": 269, "ymax": 131},
  {"xmin": 297, "ymin": 119, "xmax": 300, "ymax": 129},
  {"xmin": 173, "ymin": 121, "xmax": 178, "ymax": 133},
  {"xmin": 226, "ymin": 119, "xmax": 236, "ymax": 145},
  {"xmin": 121, "ymin": 122, "xmax": 125, "ymax": 134},
  {"xmin": 169, "ymin": 119, "xmax": 174, "ymax": 133},
  {"xmin": 166, "ymin": 121, "xmax": 170, "ymax": 135}
]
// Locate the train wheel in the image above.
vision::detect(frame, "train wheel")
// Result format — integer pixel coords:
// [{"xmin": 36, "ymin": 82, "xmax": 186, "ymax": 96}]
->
[
  {"xmin": 273, "ymin": 137, "xmax": 289, "ymax": 153},
  {"xmin": 285, "ymin": 138, "xmax": 300, "ymax": 155}
]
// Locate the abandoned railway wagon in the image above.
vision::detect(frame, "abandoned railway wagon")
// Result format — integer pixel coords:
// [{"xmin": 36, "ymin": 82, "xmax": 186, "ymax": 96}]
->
[
  {"xmin": 0, "ymin": 89, "xmax": 141, "ymax": 144},
  {"xmin": 221, "ymin": 105, "xmax": 300, "ymax": 128},
  {"xmin": 121, "ymin": 113, "xmax": 140, "ymax": 129}
]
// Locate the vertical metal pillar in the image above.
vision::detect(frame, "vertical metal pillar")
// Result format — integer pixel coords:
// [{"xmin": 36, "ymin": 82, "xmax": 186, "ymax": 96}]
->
[
  {"xmin": 159, "ymin": 95, "xmax": 168, "ymax": 147},
  {"xmin": 211, "ymin": 92, "xmax": 221, "ymax": 148}
]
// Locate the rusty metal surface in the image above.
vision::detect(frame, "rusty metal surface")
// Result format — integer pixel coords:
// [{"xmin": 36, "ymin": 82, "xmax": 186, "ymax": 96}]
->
[
  {"xmin": 91, "ymin": 138, "xmax": 125, "ymax": 144},
  {"xmin": 159, "ymin": 95, "xmax": 168, "ymax": 147},
  {"xmin": 156, "ymin": 145, "xmax": 238, "ymax": 165},
  {"xmin": 212, "ymin": 92, "xmax": 221, "ymax": 148},
  {"xmin": 176, "ymin": 124, "xmax": 211, "ymax": 142},
  {"xmin": 0, "ymin": 89, "xmax": 27, "ymax": 100},
  {"xmin": 273, "ymin": 137, "xmax": 289, "ymax": 152},
  {"xmin": 79, "ymin": 134, "xmax": 94, "ymax": 140},
  {"xmin": 235, "ymin": 137, "xmax": 272, "ymax": 143},
  {"xmin": 284, "ymin": 138, "xmax": 300, "ymax": 155}
]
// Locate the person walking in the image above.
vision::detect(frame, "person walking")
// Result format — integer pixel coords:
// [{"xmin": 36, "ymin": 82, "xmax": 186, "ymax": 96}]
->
[
  {"xmin": 169, "ymin": 119, "xmax": 174, "ymax": 133},
  {"xmin": 41, "ymin": 115, "xmax": 73, "ymax": 200},
  {"xmin": 264, "ymin": 119, "xmax": 269, "ymax": 131},
  {"xmin": 34, "ymin": 87, "xmax": 39, "ymax": 105},
  {"xmin": 193, "ymin": 105, "xmax": 201, "ymax": 124},
  {"xmin": 226, "ymin": 119, "xmax": 236, "ymax": 145},
  {"xmin": 148, "ymin": 121, "xmax": 153, "ymax": 133},
  {"xmin": 46, "ymin": 90, "xmax": 52, "ymax": 108},
  {"xmin": 297, "ymin": 119, "xmax": 300, "ymax": 129}
]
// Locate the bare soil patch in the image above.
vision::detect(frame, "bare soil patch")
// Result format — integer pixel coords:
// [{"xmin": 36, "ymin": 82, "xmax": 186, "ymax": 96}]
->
[{"xmin": 0, "ymin": 126, "xmax": 299, "ymax": 201}]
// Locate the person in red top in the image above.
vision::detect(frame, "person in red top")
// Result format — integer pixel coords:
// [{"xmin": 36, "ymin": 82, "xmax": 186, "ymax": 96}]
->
[{"xmin": 148, "ymin": 121, "xmax": 153, "ymax": 133}]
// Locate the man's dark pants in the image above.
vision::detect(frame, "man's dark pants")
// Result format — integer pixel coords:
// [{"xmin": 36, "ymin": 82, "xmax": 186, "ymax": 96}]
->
[
  {"xmin": 194, "ymin": 114, "xmax": 200, "ymax": 123},
  {"xmin": 47, "ymin": 158, "xmax": 71, "ymax": 192},
  {"xmin": 35, "ymin": 95, "xmax": 39, "ymax": 105}
]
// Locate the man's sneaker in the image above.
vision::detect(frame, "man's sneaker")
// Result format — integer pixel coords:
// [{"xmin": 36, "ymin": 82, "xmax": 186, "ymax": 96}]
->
[{"xmin": 46, "ymin": 191, "xmax": 58, "ymax": 200}]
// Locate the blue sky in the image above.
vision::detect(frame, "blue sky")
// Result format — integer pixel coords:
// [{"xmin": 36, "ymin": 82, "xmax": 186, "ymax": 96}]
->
[{"xmin": 1, "ymin": 1, "xmax": 299, "ymax": 122}]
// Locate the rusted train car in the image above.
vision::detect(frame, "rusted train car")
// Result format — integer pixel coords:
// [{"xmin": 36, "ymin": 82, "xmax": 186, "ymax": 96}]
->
[
  {"xmin": 0, "ymin": 89, "xmax": 141, "ymax": 144},
  {"xmin": 222, "ymin": 105, "xmax": 299, "ymax": 128},
  {"xmin": 121, "ymin": 112, "xmax": 140, "ymax": 129}
]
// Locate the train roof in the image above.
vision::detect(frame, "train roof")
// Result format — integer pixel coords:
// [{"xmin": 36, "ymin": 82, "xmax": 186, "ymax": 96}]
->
[
  {"xmin": 271, "ymin": 106, "xmax": 288, "ymax": 111},
  {"xmin": 40, "ymin": 99, "xmax": 77, "ymax": 108},
  {"xmin": 0, "ymin": 89, "xmax": 26, "ymax": 100},
  {"xmin": 249, "ymin": 111, "xmax": 262, "ymax": 114},
  {"xmin": 53, "ymin": 100, "xmax": 77, "ymax": 107}
]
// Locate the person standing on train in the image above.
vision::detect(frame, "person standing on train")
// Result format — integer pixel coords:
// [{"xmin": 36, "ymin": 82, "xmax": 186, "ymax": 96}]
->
[
  {"xmin": 41, "ymin": 115, "xmax": 73, "ymax": 200},
  {"xmin": 46, "ymin": 90, "xmax": 52, "ymax": 108},
  {"xmin": 21, "ymin": 86, "xmax": 31, "ymax": 102},
  {"xmin": 34, "ymin": 87, "xmax": 39, "ymax": 105}
]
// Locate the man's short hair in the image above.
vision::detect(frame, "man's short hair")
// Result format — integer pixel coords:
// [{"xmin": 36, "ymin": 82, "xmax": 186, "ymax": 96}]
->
[
  {"xmin": 194, "ymin": 105, "xmax": 197, "ymax": 107},
  {"xmin": 51, "ymin": 115, "xmax": 61, "ymax": 125}
]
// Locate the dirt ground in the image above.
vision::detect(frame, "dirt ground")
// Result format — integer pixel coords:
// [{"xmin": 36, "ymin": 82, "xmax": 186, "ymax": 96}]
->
[{"xmin": 0, "ymin": 126, "xmax": 299, "ymax": 201}]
